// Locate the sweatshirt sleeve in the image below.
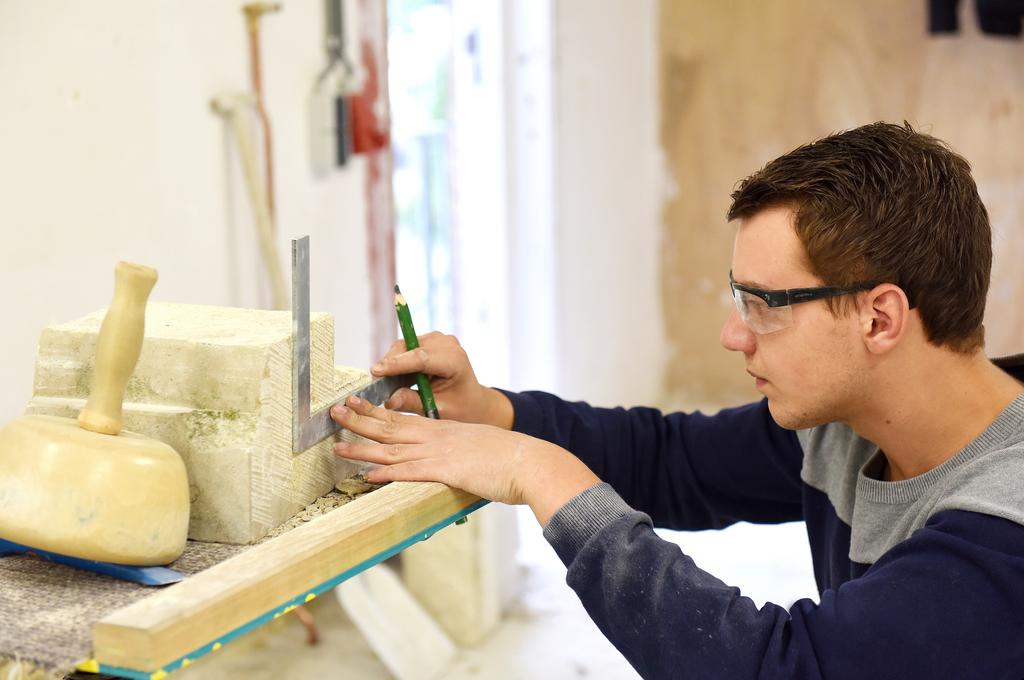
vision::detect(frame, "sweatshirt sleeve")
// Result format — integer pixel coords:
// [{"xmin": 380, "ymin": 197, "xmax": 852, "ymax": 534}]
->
[
  {"xmin": 544, "ymin": 484, "xmax": 1024, "ymax": 680},
  {"xmin": 503, "ymin": 390, "xmax": 804, "ymax": 529}
]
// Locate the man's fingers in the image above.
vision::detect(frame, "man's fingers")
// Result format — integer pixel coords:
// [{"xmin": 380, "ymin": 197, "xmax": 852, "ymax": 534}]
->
[
  {"xmin": 344, "ymin": 394, "xmax": 389, "ymax": 417},
  {"xmin": 371, "ymin": 339, "xmax": 414, "ymax": 376},
  {"xmin": 363, "ymin": 458, "xmax": 448, "ymax": 486},
  {"xmin": 384, "ymin": 387, "xmax": 424, "ymax": 415},
  {"xmin": 380, "ymin": 339, "xmax": 410, "ymax": 363},
  {"xmin": 331, "ymin": 396, "xmax": 421, "ymax": 443},
  {"xmin": 348, "ymin": 392, "xmax": 430, "ymax": 423},
  {"xmin": 371, "ymin": 333, "xmax": 460, "ymax": 377},
  {"xmin": 374, "ymin": 347, "xmax": 460, "ymax": 379},
  {"xmin": 372, "ymin": 348, "xmax": 431, "ymax": 377},
  {"xmin": 334, "ymin": 440, "xmax": 411, "ymax": 465}
]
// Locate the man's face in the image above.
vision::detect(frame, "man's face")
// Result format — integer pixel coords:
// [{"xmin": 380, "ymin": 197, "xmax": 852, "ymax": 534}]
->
[{"xmin": 720, "ymin": 205, "xmax": 866, "ymax": 429}]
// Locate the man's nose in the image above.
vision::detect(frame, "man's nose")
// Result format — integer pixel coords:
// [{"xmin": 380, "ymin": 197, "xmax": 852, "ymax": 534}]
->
[{"xmin": 720, "ymin": 308, "xmax": 756, "ymax": 354}]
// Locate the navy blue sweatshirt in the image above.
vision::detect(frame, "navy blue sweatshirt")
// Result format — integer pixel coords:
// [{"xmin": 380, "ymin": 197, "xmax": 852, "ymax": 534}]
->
[{"xmin": 504, "ymin": 359, "xmax": 1024, "ymax": 679}]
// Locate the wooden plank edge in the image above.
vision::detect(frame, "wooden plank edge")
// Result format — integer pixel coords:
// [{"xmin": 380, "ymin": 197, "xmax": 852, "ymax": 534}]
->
[{"xmin": 92, "ymin": 482, "xmax": 487, "ymax": 674}]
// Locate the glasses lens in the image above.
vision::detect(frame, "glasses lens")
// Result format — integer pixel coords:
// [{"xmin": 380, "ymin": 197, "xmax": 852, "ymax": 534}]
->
[{"xmin": 733, "ymin": 289, "xmax": 793, "ymax": 334}]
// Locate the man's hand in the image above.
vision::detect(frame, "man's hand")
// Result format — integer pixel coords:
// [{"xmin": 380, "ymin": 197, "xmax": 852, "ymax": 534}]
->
[
  {"xmin": 372, "ymin": 332, "xmax": 514, "ymax": 428},
  {"xmin": 331, "ymin": 394, "xmax": 600, "ymax": 526}
]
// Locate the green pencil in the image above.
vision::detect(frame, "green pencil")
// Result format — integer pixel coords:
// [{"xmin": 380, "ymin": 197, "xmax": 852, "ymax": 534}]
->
[{"xmin": 393, "ymin": 285, "xmax": 440, "ymax": 420}]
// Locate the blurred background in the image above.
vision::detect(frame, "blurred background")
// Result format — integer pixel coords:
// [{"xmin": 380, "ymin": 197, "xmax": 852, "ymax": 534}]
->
[{"xmin": 2, "ymin": 1, "xmax": 1023, "ymax": 677}]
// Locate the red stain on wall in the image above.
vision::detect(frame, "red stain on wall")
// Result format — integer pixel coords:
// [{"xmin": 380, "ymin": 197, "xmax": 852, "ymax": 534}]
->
[
  {"xmin": 352, "ymin": 41, "xmax": 389, "ymax": 154},
  {"xmin": 358, "ymin": 0, "xmax": 396, "ymax": 360}
]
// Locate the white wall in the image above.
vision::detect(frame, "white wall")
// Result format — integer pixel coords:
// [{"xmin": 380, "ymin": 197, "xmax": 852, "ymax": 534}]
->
[
  {"xmin": 0, "ymin": 1, "xmax": 375, "ymax": 423},
  {"xmin": 505, "ymin": 0, "xmax": 558, "ymax": 395},
  {"xmin": 549, "ymin": 0, "xmax": 667, "ymax": 407},
  {"xmin": 449, "ymin": 0, "xmax": 512, "ymax": 390}
]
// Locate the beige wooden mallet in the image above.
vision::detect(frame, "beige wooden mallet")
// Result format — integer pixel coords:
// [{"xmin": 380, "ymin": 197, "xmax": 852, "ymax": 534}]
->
[{"xmin": 0, "ymin": 262, "xmax": 190, "ymax": 565}]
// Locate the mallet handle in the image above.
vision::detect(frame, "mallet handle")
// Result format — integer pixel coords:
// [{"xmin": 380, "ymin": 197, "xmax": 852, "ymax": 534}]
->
[{"xmin": 78, "ymin": 262, "xmax": 158, "ymax": 436}]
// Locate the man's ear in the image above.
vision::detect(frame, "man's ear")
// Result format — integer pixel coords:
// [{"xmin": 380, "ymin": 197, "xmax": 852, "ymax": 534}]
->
[{"xmin": 860, "ymin": 284, "xmax": 911, "ymax": 355}]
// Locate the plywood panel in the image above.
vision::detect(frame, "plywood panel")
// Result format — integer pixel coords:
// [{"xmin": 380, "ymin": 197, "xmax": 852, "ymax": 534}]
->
[{"xmin": 659, "ymin": 0, "xmax": 1024, "ymax": 407}]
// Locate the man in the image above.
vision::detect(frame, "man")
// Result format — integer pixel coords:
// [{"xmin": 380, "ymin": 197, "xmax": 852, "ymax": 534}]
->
[{"xmin": 331, "ymin": 122, "xmax": 1024, "ymax": 678}]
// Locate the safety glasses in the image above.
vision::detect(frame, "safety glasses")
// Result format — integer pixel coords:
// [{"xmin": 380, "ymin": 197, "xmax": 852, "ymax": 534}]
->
[{"xmin": 729, "ymin": 271, "xmax": 877, "ymax": 334}]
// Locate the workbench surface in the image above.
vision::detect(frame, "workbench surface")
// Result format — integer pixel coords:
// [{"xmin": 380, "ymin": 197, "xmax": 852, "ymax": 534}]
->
[
  {"xmin": 0, "ymin": 482, "xmax": 483, "ymax": 679},
  {"xmin": 0, "ymin": 540, "xmax": 245, "ymax": 675}
]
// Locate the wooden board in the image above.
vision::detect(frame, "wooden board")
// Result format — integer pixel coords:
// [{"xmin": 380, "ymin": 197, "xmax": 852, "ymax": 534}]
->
[{"xmin": 92, "ymin": 482, "xmax": 484, "ymax": 673}]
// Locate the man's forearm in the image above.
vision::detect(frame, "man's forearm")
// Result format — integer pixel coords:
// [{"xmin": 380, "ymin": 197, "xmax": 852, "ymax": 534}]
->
[
  {"xmin": 520, "ymin": 442, "xmax": 602, "ymax": 526},
  {"xmin": 484, "ymin": 386, "xmax": 515, "ymax": 430}
]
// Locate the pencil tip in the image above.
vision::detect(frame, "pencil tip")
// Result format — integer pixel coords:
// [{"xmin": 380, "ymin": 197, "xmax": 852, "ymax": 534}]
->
[{"xmin": 394, "ymin": 284, "xmax": 401, "ymax": 294}]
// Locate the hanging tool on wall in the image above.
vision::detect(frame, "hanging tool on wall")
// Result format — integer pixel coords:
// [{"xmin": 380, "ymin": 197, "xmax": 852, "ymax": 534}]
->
[
  {"xmin": 210, "ymin": 92, "xmax": 289, "ymax": 310},
  {"xmin": 311, "ymin": 0, "xmax": 358, "ymax": 172},
  {"xmin": 208, "ymin": 4, "xmax": 286, "ymax": 310},
  {"xmin": 242, "ymin": 2, "xmax": 282, "ymax": 224}
]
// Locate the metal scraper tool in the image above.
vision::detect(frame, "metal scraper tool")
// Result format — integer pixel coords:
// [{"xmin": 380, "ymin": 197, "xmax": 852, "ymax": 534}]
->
[{"xmin": 291, "ymin": 235, "xmax": 414, "ymax": 453}]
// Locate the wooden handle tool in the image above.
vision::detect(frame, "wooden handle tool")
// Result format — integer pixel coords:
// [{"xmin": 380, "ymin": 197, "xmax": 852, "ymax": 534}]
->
[
  {"xmin": 79, "ymin": 262, "xmax": 158, "ymax": 435},
  {"xmin": 0, "ymin": 261, "xmax": 190, "ymax": 566}
]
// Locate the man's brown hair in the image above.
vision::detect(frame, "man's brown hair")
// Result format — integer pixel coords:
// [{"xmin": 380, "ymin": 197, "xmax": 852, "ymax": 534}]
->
[{"xmin": 727, "ymin": 121, "xmax": 991, "ymax": 353}]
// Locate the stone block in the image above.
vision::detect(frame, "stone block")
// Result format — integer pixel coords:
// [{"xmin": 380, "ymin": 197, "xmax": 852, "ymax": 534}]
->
[{"xmin": 25, "ymin": 303, "xmax": 369, "ymax": 544}]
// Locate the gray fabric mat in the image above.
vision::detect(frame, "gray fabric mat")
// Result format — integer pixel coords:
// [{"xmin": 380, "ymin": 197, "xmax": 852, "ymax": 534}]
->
[
  {"xmin": 0, "ymin": 541, "xmax": 247, "ymax": 674},
  {"xmin": 0, "ymin": 487, "xmax": 369, "ymax": 676}
]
